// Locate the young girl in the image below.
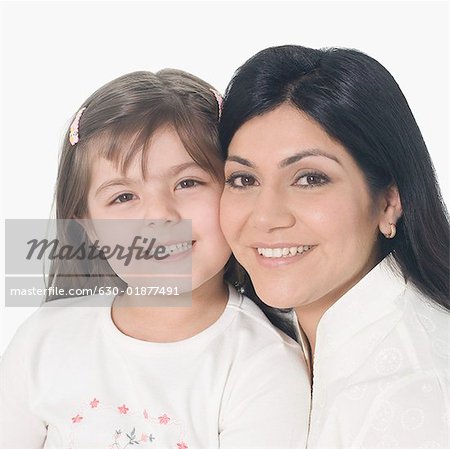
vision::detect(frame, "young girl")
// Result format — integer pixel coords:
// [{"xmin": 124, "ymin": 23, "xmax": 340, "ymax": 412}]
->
[{"xmin": 0, "ymin": 70, "xmax": 310, "ymax": 448}]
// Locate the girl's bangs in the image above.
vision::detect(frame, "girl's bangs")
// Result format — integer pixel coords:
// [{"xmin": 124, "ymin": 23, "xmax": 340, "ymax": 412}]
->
[{"xmin": 86, "ymin": 110, "xmax": 223, "ymax": 181}]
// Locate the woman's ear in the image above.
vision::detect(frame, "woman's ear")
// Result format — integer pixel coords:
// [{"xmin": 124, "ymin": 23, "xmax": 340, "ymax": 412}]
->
[{"xmin": 378, "ymin": 184, "xmax": 403, "ymax": 239}]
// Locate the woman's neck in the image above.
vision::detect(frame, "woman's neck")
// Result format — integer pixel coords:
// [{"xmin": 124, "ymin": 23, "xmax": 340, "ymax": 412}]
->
[
  {"xmin": 111, "ymin": 273, "xmax": 228, "ymax": 343},
  {"xmin": 294, "ymin": 291, "xmax": 340, "ymax": 359}
]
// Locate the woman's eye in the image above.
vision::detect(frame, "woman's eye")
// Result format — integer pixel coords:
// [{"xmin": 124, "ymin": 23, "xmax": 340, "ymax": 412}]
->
[
  {"xmin": 175, "ymin": 179, "xmax": 200, "ymax": 190},
  {"xmin": 295, "ymin": 172, "xmax": 329, "ymax": 188},
  {"xmin": 113, "ymin": 193, "xmax": 135, "ymax": 203},
  {"xmin": 225, "ymin": 174, "xmax": 259, "ymax": 189}
]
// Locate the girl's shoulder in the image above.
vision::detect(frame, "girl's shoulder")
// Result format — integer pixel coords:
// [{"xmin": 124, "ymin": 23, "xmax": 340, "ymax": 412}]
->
[
  {"xmin": 225, "ymin": 287, "xmax": 300, "ymax": 349},
  {"xmin": 5, "ymin": 294, "xmax": 114, "ymax": 353},
  {"xmin": 219, "ymin": 290, "xmax": 309, "ymax": 406}
]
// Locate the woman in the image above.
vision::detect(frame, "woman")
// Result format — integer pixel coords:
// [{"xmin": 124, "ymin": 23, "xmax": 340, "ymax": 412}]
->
[{"xmin": 219, "ymin": 45, "xmax": 449, "ymax": 448}]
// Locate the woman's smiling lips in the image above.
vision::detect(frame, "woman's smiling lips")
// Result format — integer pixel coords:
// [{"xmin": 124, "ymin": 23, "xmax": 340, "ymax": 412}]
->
[{"xmin": 249, "ymin": 242, "xmax": 316, "ymax": 267}]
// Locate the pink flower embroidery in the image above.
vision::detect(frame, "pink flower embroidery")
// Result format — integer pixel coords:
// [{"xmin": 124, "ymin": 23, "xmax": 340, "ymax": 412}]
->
[
  {"xmin": 177, "ymin": 442, "xmax": 188, "ymax": 449},
  {"xmin": 143, "ymin": 409, "xmax": 149, "ymax": 420},
  {"xmin": 118, "ymin": 404, "xmax": 129, "ymax": 414},
  {"xmin": 90, "ymin": 398, "xmax": 100, "ymax": 408},
  {"xmin": 140, "ymin": 433, "xmax": 149, "ymax": 442},
  {"xmin": 158, "ymin": 413, "xmax": 170, "ymax": 424},
  {"xmin": 71, "ymin": 414, "xmax": 83, "ymax": 424}
]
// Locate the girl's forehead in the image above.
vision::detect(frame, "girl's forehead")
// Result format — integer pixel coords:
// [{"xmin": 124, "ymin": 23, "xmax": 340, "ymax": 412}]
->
[
  {"xmin": 87, "ymin": 133, "xmax": 220, "ymax": 194},
  {"xmin": 87, "ymin": 125, "xmax": 188, "ymax": 170},
  {"xmin": 84, "ymin": 116, "xmax": 223, "ymax": 185}
]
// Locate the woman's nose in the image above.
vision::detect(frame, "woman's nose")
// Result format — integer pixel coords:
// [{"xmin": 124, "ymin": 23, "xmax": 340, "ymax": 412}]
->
[{"xmin": 248, "ymin": 187, "xmax": 295, "ymax": 232}]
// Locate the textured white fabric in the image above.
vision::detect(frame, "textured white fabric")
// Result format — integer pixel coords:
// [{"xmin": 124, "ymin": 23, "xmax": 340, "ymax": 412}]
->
[
  {"xmin": 0, "ymin": 287, "xmax": 310, "ymax": 449},
  {"xmin": 292, "ymin": 258, "xmax": 450, "ymax": 449}
]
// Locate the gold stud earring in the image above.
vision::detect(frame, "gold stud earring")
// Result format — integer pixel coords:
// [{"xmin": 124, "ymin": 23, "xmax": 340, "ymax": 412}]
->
[{"xmin": 384, "ymin": 222, "xmax": 397, "ymax": 239}]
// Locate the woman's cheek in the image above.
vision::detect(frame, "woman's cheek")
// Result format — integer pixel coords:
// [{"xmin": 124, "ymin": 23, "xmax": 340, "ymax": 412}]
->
[{"xmin": 219, "ymin": 195, "xmax": 238, "ymax": 242}]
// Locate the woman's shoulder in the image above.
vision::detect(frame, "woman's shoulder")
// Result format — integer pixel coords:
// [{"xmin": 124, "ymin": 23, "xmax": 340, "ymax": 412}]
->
[
  {"xmin": 380, "ymin": 258, "xmax": 448, "ymax": 342},
  {"xmin": 404, "ymin": 284, "xmax": 449, "ymax": 340},
  {"xmin": 394, "ymin": 284, "xmax": 450, "ymax": 370}
]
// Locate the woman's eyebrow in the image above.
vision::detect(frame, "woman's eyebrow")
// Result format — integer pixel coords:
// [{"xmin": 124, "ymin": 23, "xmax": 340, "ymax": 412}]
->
[
  {"xmin": 226, "ymin": 149, "xmax": 341, "ymax": 169},
  {"xmin": 279, "ymin": 149, "xmax": 340, "ymax": 168},
  {"xmin": 226, "ymin": 155, "xmax": 256, "ymax": 168}
]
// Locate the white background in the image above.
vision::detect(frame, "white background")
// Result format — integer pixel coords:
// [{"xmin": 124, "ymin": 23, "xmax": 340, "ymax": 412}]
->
[{"xmin": 1, "ymin": 0, "xmax": 448, "ymax": 354}]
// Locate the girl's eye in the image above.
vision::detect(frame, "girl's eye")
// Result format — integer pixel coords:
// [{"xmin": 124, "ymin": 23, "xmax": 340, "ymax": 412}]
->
[
  {"xmin": 295, "ymin": 172, "xmax": 330, "ymax": 188},
  {"xmin": 175, "ymin": 179, "xmax": 201, "ymax": 190},
  {"xmin": 225, "ymin": 174, "xmax": 259, "ymax": 189},
  {"xmin": 113, "ymin": 193, "xmax": 135, "ymax": 204}
]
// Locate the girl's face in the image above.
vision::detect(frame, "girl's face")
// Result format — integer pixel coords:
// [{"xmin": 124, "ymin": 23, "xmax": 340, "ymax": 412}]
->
[
  {"xmin": 220, "ymin": 104, "xmax": 388, "ymax": 311},
  {"xmin": 86, "ymin": 126, "xmax": 231, "ymax": 292}
]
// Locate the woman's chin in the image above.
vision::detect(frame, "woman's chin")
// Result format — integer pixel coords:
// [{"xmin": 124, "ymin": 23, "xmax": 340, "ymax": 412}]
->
[{"xmin": 253, "ymin": 281, "xmax": 306, "ymax": 309}]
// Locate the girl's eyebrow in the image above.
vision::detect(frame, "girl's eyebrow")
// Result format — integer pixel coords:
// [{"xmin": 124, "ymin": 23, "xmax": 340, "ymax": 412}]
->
[
  {"xmin": 169, "ymin": 161, "xmax": 200, "ymax": 176},
  {"xmin": 95, "ymin": 178, "xmax": 137, "ymax": 196},
  {"xmin": 226, "ymin": 149, "xmax": 341, "ymax": 169},
  {"xmin": 95, "ymin": 162, "xmax": 203, "ymax": 196}
]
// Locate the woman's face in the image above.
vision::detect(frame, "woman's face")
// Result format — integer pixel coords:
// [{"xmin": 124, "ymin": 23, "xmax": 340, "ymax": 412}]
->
[{"xmin": 220, "ymin": 103, "xmax": 386, "ymax": 310}]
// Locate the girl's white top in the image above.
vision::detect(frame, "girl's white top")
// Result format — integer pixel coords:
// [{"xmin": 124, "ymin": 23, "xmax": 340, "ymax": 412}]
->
[
  {"xmin": 0, "ymin": 287, "xmax": 310, "ymax": 449},
  {"xmin": 289, "ymin": 257, "xmax": 449, "ymax": 449}
]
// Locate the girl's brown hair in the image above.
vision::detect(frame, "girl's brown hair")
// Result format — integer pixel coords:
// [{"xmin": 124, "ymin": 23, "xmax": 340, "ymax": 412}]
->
[
  {"xmin": 47, "ymin": 69, "xmax": 225, "ymax": 300},
  {"xmin": 57, "ymin": 69, "xmax": 223, "ymax": 219}
]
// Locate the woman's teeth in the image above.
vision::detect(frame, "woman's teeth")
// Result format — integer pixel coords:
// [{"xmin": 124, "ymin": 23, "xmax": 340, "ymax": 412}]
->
[{"xmin": 257, "ymin": 245, "xmax": 312, "ymax": 258}]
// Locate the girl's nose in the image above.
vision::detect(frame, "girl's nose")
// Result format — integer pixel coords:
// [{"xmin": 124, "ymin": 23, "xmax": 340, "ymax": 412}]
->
[
  {"xmin": 248, "ymin": 187, "xmax": 295, "ymax": 232},
  {"xmin": 143, "ymin": 193, "xmax": 182, "ymax": 225}
]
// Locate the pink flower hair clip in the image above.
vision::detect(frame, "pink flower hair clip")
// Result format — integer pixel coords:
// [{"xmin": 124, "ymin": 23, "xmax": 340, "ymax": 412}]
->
[
  {"xmin": 210, "ymin": 89, "xmax": 223, "ymax": 120},
  {"xmin": 69, "ymin": 107, "xmax": 86, "ymax": 145}
]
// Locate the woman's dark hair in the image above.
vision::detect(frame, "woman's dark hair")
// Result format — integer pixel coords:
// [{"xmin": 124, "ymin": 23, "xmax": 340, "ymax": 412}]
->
[{"xmin": 219, "ymin": 45, "xmax": 449, "ymax": 313}]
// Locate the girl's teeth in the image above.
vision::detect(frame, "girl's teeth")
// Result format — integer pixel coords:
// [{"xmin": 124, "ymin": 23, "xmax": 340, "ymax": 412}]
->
[
  {"xmin": 161, "ymin": 241, "xmax": 192, "ymax": 255},
  {"xmin": 257, "ymin": 245, "xmax": 312, "ymax": 258},
  {"xmin": 174, "ymin": 242, "xmax": 192, "ymax": 254},
  {"xmin": 146, "ymin": 241, "xmax": 192, "ymax": 257},
  {"xmin": 273, "ymin": 248, "xmax": 282, "ymax": 258}
]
